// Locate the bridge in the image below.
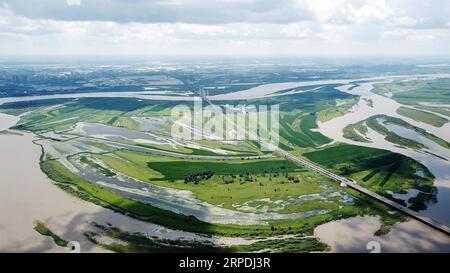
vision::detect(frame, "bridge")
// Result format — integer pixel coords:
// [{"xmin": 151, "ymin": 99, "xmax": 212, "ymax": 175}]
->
[{"xmin": 276, "ymin": 148, "xmax": 450, "ymax": 236}]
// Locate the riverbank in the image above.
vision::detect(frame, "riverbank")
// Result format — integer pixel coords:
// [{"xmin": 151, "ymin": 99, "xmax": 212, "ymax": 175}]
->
[
  {"xmin": 317, "ymin": 80, "xmax": 450, "ymax": 226},
  {"xmin": 314, "ymin": 216, "xmax": 450, "ymax": 253},
  {"xmin": 0, "ymin": 115, "xmax": 255, "ymax": 252}
]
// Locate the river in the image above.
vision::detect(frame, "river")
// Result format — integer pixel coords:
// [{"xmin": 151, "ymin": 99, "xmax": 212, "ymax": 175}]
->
[
  {"xmin": 1, "ymin": 73, "xmax": 449, "ymax": 252},
  {"xmin": 317, "ymin": 80, "xmax": 450, "ymax": 226},
  {"xmin": 0, "ymin": 113, "xmax": 258, "ymax": 252}
]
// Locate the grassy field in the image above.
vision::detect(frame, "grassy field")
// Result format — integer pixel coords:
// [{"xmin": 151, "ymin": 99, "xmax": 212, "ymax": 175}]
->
[
  {"xmin": 394, "ymin": 79, "xmax": 450, "ymax": 105},
  {"xmin": 365, "ymin": 117, "xmax": 426, "ymax": 149},
  {"xmin": 303, "ymin": 143, "xmax": 436, "ymax": 210},
  {"xmin": 40, "ymin": 150, "xmax": 404, "ymax": 243},
  {"xmin": 96, "ymin": 150, "xmax": 339, "ymax": 213},
  {"xmin": 343, "ymin": 121, "xmax": 370, "ymax": 143},
  {"xmin": 369, "ymin": 115, "xmax": 449, "ymax": 149},
  {"xmin": 416, "ymin": 106, "xmax": 450, "ymax": 118},
  {"xmin": 343, "ymin": 115, "xmax": 450, "ymax": 151},
  {"xmin": 1, "ymin": 98, "xmax": 265, "ymax": 157},
  {"xmin": 397, "ymin": 107, "xmax": 448, "ymax": 127},
  {"xmin": 85, "ymin": 223, "xmax": 329, "ymax": 253},
  {"xmin": 279, "ymin": 113, "xmax": 331, "ymax": 149},
  {"xmin": 373, "ymin": 79, "xmax": 450, "ymax": 104},
  {"xmin": 0, "ymin": 98, "xmax": 177, "ymax": 133},
  {"xmin": 379, "ymin": 115, "xmax": 450, "ymax": 149},
  {"xmin": 316, "ymin": 98, "xmax": 358, "ymax": 122},
  {"xmin": 34, "ymin": 221, "xmax": 68, "ymax": 247}
]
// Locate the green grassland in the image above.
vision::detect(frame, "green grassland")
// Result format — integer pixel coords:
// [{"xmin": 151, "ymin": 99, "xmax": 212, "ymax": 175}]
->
[
  {"xmin": 396, "ymin": 107, "xmax": 448, "ymax": 127},
  {"xmin": 303, "ymin": 143, "xmax": 436, "ymax": 210},
  {"xmin": 85, "ymin": 223, "xmax": 329, "ymax": 253},
  {"xmin": 316, "ymin": 98, "xmax": 358, "ymax": 122},
  {"xmin": 379, "ymin": 115, "xmax": 450, "ymax": 149},
  {"xmin": 394, "ymin": 79, "xmax": 450, "ymax": 105},
  {"xmin": 79, "ymin": 156, "xmax": 116, "ymax": 177},
  {"xmin": 365, "ymin": 117, "xmax": 426, "ymax": 149},
  {"xmin": 344, "ymin": 118, "xmax": 425, "ymax": 149},
  {"xmin": 34, "ymin": 220, "xmax": 68, "ymax": 247},
  {"xmin": 230, "ymin": 84, "xmax": 357, "ymax": 150},
  {"xmin": 416, "ymin": 105, "xmax": 450, "ymax": 118},
  {"xmin": 0, "ymin": 98, "xmax": 178, "ymax": 133},
  {"xmin": 279, "ymin": 112, "xmax": 331, "ymax": 149},
  {"xmin": 1, "ymin": 98, "xmax": 263, "ymax": 157},
  {"xmin": 96, "ymin": 150, "xmax": 338, "ymax": 213},
  {"xmin": 343, "ymin": 121, "xmax": 371, "ymax": 143},
  {"xmin": 373, "ymin": 78, "xmax": 450, "ymax": 105},
  {"xmin": 0, "ymin": 99, "xmax": 73, "ymax": 116},
  {"xmin": 343, "ymin": 115, "xmax": 450, "ymax": 150},
  {"xmin": 42, "ymin": 157, "xmax": 404, "ymax": 240}
]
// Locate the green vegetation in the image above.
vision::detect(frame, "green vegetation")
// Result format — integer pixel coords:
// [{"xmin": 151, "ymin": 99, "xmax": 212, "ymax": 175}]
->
[
  {"xmin": 373, "ymin": 78, "xmax": 450, "ymax": 106},
  {"xmin": 0, "ymin": 99, "xmax": 73, "ymax": 116},
  {"xmin": 34, "ymin": 221, "xmax": 68, "ymax": 247},
  {"xmin": 316, "ymin": 98, "xmax": 358, "ymax": 122},
  {"xmin": 304, "ymin": 144, "xmax": 436, "ymax": 210},
  {"xmin": 135, "ymin": 141, "xmax": 260, "ymax": 157},
  {"xmin": 85, "ymin": 223, "xmax": 328, "ymax": 253},
  {"xmin": 79, "ymin": 156, "xmax": 116, "ymax": 177},
  {"xmin": 369, "ymin": 115, "xmax": 450, "ymax": 149},
  {"xmin": 397, "ymin": 107, "xmax": 448, "ymax": 127},
  {"xmin": 41, "ymin": 159, "xmax": 251, "ymax": 237},
  {"xmin": 365, "ymin": 117, "xmax": 425, "ymax": 149},
  {"xmin": 40, "ymin": 149, "xmax": 404, "ymax": 242},
  {"xmin": 343, "ymin": 115, "xmax": 450, "ymax": 151},
  {"xmin": 380, "ymin": 115, "xmax": 450, "ymax": 149},
  {"xmin": 343, "ymin": 122, "xmax": 370, "ymax": 143},
  {"xmin": 5, "ymin": 68, "xmax": 443, "ymax": 253},
  {"xmin": 393, "ymin": 79, "xmax": 450, "ymax": 104},
  {"xmin": 1, "ymin": 98, "xmax": 178, "ymax": 133},
  {"xmin": 279, "ymin": 112, "xmax": 331, "ymax": 149},
  {"xmin": 416, "ymin": 105, "xmax": 450, "ymax": 117},
  {"xmin": 96, "ymin": 150, "xmax": 337, "ymax": 213}
]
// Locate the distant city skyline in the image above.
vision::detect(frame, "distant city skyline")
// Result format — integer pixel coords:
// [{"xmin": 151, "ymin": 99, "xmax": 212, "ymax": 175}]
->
[{"xmin": 0, "ymin": 0, "xmax": 449, "ymax": 57}]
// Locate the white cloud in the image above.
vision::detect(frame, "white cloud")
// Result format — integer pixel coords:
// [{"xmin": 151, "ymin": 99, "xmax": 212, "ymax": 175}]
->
[
  {"xmin": 66, "ymin": 0, "xmax": 81, "ymax": 6},
  {"xmin": 0, "ymin": 0, "xmax": 449, "ymax": 56}
]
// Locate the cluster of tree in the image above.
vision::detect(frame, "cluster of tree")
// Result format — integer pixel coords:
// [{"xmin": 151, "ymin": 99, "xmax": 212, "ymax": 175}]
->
[
  {"xmin": 339, "ymin": 164, "xmax": 353, "ymax": 175},
  {"xmin": 217, "ymin": 170, "xmax": 301, "ymax": 185},
  {"xmin": 184, "ymin": 171, "xmax": 215, "ymax": 184},
  {"xmin": 287, "ymin": 175, "xmax": 300, "ymax": 183}
]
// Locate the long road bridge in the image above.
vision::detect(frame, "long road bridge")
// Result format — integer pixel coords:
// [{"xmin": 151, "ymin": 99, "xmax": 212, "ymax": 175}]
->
[
  {"xmin": 276, "ymin": 148, "xmax": 450, "ymax": 236},
  {"xmin": 188, "ymin": 82, "xmax": 450, "ymax": 236}
]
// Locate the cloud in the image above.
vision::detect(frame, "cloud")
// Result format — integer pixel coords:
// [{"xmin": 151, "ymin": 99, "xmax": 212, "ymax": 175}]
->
[
  {"xmin": 0, "ymin": 0, "xmax": 311, "ymax": 24},
  {"xmin": 66, "ymin": 0, "xmax": 81, "ymax": 6},
  {"xmin": 0, "ymin": 0, "xmax": 449, "ymax": 56}
]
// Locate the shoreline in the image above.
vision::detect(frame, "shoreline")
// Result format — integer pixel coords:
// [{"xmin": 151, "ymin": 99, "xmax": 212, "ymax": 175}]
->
[
  {"xmin": 0, "ymin": 114, "xmax": 258, "ymax": 252},
  {"xmin": 314, "ymin": 216, "xmax": 450, "ymax": 253}
]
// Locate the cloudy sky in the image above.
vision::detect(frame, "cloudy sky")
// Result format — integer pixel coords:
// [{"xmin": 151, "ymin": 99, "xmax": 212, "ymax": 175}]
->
[{"xmin": 0, "ymin": 0, "xmax": 449, "ymax": 57}]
